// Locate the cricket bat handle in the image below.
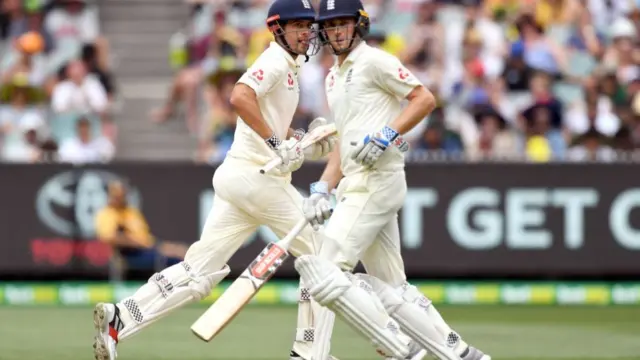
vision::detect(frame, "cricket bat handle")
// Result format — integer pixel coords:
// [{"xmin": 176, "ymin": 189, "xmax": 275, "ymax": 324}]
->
[
  {"xmin": 277, "ymin": 218, "xmax": 309, "ymax": 250},
  {"xmin": 259, "ymin": 157, "xmax": 283, "ymax": 174}
]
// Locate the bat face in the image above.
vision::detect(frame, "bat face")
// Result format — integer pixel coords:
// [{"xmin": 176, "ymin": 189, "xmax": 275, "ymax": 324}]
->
[
  {"xmin": 248, "ymin": 243, "xmax": 289, "ymax": 281},
  {"xmin": 301, "ymin": 124, "xmax": 337, "ymax": 148}
]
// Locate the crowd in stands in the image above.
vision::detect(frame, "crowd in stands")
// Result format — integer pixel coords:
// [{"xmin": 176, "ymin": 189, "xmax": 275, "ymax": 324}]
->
[
  {"xmin": 159, "ymin": 0, "xmax": 640, "ymax": 164},
  {"xmin": 0, "ymin": 0, "xmax": 115, "ymax": 164},
  {"xmin": 2, "ymin": 0, "xmax": 640, "ymax": 165}
]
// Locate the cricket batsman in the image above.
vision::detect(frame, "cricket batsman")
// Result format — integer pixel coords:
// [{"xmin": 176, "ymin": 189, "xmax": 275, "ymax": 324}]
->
[
  {"xmin": 92, "ymin": 1, "xmax": 338, "ymax": 360},
  {"xmin": 293, "ymin": 1, "xmax": 492, "ymax": 360}
]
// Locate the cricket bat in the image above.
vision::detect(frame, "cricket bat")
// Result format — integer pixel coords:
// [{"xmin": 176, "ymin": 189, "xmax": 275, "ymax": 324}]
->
[
  {"xmin": 191, "ymin": 218, "xmax": 308, "ymax": 342},
  {"xmin": 259, "ymin": 122, "xmax": 337, "ymax": 174}
]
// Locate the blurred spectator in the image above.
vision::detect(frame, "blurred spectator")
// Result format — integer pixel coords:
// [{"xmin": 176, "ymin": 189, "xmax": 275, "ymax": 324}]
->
[
  {"xmin": 57, "ymin": 116, "xmax": 114, "ymax": 164},
  {"xmin": 400, "ymin": 0, "xmax": 444, "ymax": 90},
  {"xmin": 599, "ymin": 17, "xmax": 640, "ymax": 86},
  {"xmin": 468, "ymin": 105, "xmax": 520, "ymax": 160},
  {"xmin": 1, "ymin": 111, "xmax": 54, "ymax": 163},
  {"xmin": 567, "ymin": 126, "xmax": 617, "ymax": 162},
  {"xmin": 196, "ymin": 56, "xmax": 243, "ymax": 163},
  {"xmin": 51, "ymin": 59, "xmax": 108, "ymax": 114},
  {"xmin": 2, "ymin": 0, "xmax": 55, "ymax": 53},
  {"xmin": 81, "ymin": 43, "xmax": 115, "ymax": 100},
  {"xmin": 0, "ymin": 71, "xmax": 48, "ymax": 160},
  {"xmin": 502, "ymin": 41, "xmax": 535, "ymax": 92},
  {"xmin": 414, "ymin": 108, "xmax": 464, "ymax": 156},
  {"xmin": 95, "ymin": 181, "xmax": 187, "ymax": 273},
  {"xmin": 514, "ymin": 13, "xmax": 568, "ymax": 76},
  {"xmin": 1, "ymin": 31, "xmax": 50, "ymax": 91},
  {"xmin": 44, "ymin": 0, "xmax": 109, "ymax": 71},
  {"xmin": 521, "ymin": 99, "xmax": 566, "ymax": 161},
  {"xmin": 152, "ymin": 6, "xmax": 245, "ymax": 134}
]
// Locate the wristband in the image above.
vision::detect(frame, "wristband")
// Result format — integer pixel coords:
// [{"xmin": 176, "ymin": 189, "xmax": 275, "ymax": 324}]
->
[
  {"xmin": 265, "ymin": 133, "xmax": 281, "ymax": 150},
  {"xmin": 310, "ymin": 181, "xmax": 329, "ymax": 195},
  {"xmin": 382, "ymin": 126, "xmax": 399, "ymax": 141}
]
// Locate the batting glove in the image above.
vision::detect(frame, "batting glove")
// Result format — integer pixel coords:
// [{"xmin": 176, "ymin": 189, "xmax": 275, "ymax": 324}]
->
[
  {"xmin": 303, "ymin": 117, "xmax": 338, "ymax": 160},
  {"xmin": 265, "ymin": 135, "xmax": 305, "ymax": 174},
  {"xmin": 302, "ymin": 181, "xmax": 333, "ymax": 230},
  {"xmin": 350, "ymin": 126, "xmax": 409, "ymax": 168}
]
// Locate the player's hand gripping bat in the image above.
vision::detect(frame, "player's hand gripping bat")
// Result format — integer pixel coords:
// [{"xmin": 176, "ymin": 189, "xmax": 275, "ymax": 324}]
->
[
  {"xmin": 190, "ymin": 218, "xmax": 308, "ymax": 342},
  {"xmin": 259, "ymin": 123, "xmax": 337, "ymax": 174}
]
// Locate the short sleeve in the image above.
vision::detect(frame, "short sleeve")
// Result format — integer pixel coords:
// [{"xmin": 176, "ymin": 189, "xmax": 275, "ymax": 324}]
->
[
  {"xmin": 237, "ymin": 50, "xmax": 286, "ymax": 98},
  {"xmin": 371, "ymin": 52, "xmax": 422, "ymax": 99}
]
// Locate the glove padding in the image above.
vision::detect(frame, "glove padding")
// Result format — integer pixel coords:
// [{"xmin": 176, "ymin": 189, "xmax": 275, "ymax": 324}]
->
[
  {"xmin": 350, "ymin": 126, "xmax": 409, "ymax": 168},
  {"xmin": 302, "ymin": 181, "xmax": 333, "ymax": 230},
  {"xmin": 303, "ymin": 117, "xmax": 338, "ymax": 161},
  {"xmin": 274, "ymin": 138, "xmax": 305, "ymax": 174}
]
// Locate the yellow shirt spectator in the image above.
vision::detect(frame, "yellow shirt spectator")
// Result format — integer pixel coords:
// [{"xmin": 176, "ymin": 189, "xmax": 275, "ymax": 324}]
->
[
  {"xmin": 246, "ymin": 28, "xmax": 274, "ymax": 66},
  {"xmin": 95, "ymin": 206, "xmax": 155, "ymax": 248},
  {"xmin": 526, "ymin": 135, "xmax": 552, "ymax": 162},
  {"xmin": 380, "ymin": 33, "xmax": 406, "ymax": 57}
]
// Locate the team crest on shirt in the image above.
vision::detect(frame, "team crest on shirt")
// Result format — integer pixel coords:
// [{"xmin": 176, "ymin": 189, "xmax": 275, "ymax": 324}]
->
[
  {"xmin": 346, "ymin": 68, "xmax": 353, "ymax": 84},
  {"xmin": 286, "ymin": 72, "xmax": 296, "ymax": 91}
]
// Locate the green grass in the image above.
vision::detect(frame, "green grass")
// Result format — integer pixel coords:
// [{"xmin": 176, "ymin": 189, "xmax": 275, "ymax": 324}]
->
[{"xmin": 1, "ymin": 305, "xmax": 640, "ymax": 360}]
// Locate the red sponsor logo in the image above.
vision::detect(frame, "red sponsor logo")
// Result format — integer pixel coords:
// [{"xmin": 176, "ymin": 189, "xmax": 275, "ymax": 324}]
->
[
  {"xmin": 288, "ymin": 72, "xmax": 294, "ymax": 86},
  {"xmin": 398, "ymin": 67, "xmax": 409, "ymax": 80},
  {"xmin": 250, "ymin": 244, "xmax": 286, "ymax": 279},
  {"xmin": 252, "ymin": 69, "xmax": 264, "ymax": 81},
  {"xmin": 31, "ymin": 238, "xmax": 112, "ymax": 267}
]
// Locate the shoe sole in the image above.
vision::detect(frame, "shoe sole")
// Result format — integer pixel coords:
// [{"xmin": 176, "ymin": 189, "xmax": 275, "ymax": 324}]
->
[
  {"xmin": 409, "ymin": 349, "xmax": 428, "ymax": 360},
  {"xmin": 92, "ymin": 303, "xmax": 111, "ymax": 360}
]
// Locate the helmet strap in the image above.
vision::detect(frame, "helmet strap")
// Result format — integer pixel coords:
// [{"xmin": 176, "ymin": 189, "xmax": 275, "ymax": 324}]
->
[{"xmin": 271, "ymin": 20, "xmax": 307, "ymax": 60}]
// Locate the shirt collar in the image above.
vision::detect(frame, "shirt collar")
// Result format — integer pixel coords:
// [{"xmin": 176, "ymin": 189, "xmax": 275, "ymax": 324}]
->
[
  {"xmin": 270, "ymin": 41, "xmax": 300, "ymax": 68},
  {"xmin": 334, "ymin": 41, "xmax": 369, "ymax": 70}
]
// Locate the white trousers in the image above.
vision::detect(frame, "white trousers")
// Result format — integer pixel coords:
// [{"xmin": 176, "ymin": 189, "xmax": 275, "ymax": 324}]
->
[
  {"xmin": 320, "ymin": 171, "xmax": 407, "ymax": 287},
  {"xmin": 184, "ymin": 157, "xmax": 319, "ymax": 272}
]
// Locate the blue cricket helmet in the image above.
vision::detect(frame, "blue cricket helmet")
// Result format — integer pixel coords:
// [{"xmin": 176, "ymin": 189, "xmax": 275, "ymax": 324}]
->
[
  {"xmin": 317, "ymin": 0, "xmax": 364, "ymax": 22},
  {"xmin": 266, "ymin": 0, "xmax": 320, "ymax": 58},
  {"xmin": 267, "ymin": 0, "xmax": 316, "ymax": 25}
]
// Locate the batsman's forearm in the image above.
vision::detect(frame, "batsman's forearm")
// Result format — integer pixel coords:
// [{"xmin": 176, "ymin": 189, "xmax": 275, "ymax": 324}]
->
[
  {"xmin": 389, "ymin": 86, "xmax": 436, "ymax": 135},
  {"xmin": 230, "ymin": 84, "xmax": 273, "ymax": 140},
  {"xmin": 320, "ymin": 146, "xmax": 343, "ymax": 191}
]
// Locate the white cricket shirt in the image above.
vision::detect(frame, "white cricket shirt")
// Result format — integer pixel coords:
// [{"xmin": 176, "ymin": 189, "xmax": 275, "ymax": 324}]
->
[
  {"xmin": 325, "ymin": 42, "xmax": 422, "ymax": 176},
  {"xmin": 227, "ymin": 42, "xmax": 301, "ymax": 165}
]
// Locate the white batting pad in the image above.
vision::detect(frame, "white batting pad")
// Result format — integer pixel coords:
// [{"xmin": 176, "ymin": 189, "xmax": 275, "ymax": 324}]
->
[
  {"xmin": 356, "ymin": 274, "xmax": 462, "ymax": 360},
  {"xmin": 292, "ymin": 280, "xmax": 315, "ymax": 358},
  {"xmin": 117, "ymin": 262, "xmax": 230, "ymax": 341},
  {"xmin": 295, "ymin": 255, "xmax": 409, "ymax": 359},
  {"xmin": 310, "ymin": 303, "xmax": 335, "ymax": 360},
  {"xmin": 396, "ymin": 282, "xmax": 470, "ymax": 356}
]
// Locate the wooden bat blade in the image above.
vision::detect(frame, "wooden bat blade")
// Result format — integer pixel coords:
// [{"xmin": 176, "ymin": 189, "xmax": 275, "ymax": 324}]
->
[
  {"xmin": 191, "ymin": 242, "xmax": 290, "ymax": 341},
  {"xmin": 190, "ymin": 272, "xmax": 257, "ymax": 341}
]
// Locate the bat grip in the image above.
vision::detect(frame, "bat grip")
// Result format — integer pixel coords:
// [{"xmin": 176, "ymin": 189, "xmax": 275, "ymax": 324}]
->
[{"xmin": 259, "ymin": 157, "xmax": 283, "ymax": 174}]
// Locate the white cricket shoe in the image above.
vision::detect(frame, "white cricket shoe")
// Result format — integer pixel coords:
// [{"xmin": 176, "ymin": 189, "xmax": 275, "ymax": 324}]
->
[
  {"xmin": 289, "ymin": 350, "xmax": 340, "ymax": 360},
  {"xmin": 461, "ymin": 346, "xmax": 491, "ymax": 360},
  {"xmin": 93, "ymin": 303, "xmax": 119, "ymax": 360},
  {"xmin": 386, "ymin": 341, "xmax": 427, "ymax": 360}
]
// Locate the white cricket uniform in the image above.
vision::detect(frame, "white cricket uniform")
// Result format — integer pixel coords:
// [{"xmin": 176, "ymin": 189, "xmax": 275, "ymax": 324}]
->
[
  {"xmin": 185, "ymin": 42, "xmax": 318, "ymax": 273},
  {"xmin": 321, "ymin": 42, "xmax": 422, "ymax": 287}
]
